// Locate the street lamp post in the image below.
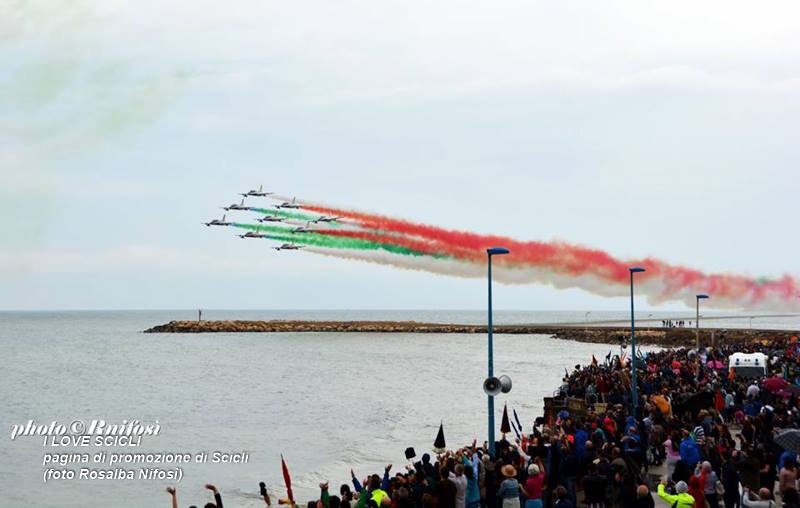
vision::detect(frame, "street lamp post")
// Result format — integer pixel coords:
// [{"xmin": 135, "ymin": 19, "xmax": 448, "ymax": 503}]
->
[
  {"xmin": 696, "ymin": 294, "xmax": 710, "ymax": 350},
  {"xmin": 629, "ymin": 267, "xmax": 645, "ymax": 415},
  {"xmin": 486, "ymin": 247, "xmax": 509, "ymax": 457}
]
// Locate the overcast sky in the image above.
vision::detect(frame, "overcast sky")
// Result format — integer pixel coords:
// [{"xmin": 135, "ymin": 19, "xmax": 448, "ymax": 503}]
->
[{"xmin": 2, "ymin": 1, "xmax": 799, "ymax": 311}]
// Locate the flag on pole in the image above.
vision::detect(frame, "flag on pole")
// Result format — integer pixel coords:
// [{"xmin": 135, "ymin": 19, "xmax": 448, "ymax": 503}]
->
[
  {"xmin": 500, "ymin": 403, "xmax": 511, "ymax": 434},
  {"xmin": 433, "ymin": 422, "xmax": 446, "ymax": 453},
  {"xmin": 513, "ymin": 409, "xmax": 523, "ymax": 433},
  {"xmin": 281, "ymin": 454, "xmax": 294, "ymax": 505}
]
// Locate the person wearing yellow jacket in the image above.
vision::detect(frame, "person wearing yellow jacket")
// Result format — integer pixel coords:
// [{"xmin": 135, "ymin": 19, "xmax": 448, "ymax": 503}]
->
[{"xmin": 657, "ymin": 480, "xmax": 695, "ymax": 508}]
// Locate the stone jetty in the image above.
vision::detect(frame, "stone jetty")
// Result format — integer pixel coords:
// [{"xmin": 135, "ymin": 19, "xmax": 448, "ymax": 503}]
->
[{"xmin": 143, "ymin": 320, "xmax": 797, "ymax": 348}]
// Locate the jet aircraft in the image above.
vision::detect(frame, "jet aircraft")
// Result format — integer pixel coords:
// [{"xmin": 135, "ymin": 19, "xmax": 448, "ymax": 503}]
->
[
  {"xmin": 273, "ymin": 243, "xmax": 303, "ymax": 251},
  {"xmin": 222, "ymin": 198, "xmax": 252, "ymax": 211},
  {"xmin": 204, "ymin": 214, "xmax": 232, "ymax": 227},
  {"xmin": 275, "ymin": 197, "xmax": 301, "ymax": 209},
  {"xmin": 240, "ymin": 184, "xmax": 273, "ymax": 197}
]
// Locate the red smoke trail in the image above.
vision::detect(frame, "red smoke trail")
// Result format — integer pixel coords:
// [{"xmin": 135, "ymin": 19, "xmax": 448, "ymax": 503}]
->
[
  {"xmin": 303, "ymin": 204, "xmax": 800, "ymax": 308},
  {"xmin": 306, "ymin": 205, "xmax": 632, "ymax": 281}
]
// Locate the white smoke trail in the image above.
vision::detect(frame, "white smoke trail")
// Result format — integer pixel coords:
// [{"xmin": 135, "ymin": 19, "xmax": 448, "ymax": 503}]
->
[
  {"xmin": 304, "ymin": 247, "xmax": 800, "ymax": 312},
  {"xmin": 305, "ymin": 247, "xmax": 632, "ymax": 298}
]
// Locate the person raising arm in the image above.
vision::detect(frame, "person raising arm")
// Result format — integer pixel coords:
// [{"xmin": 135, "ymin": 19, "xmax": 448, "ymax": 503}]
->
[
  {"xmin": 166, "ymin": 486, "xmax": 178, "ymax": 508},
  {"xmin": 205, "ymin": 483, "xmax": 223, "ymax": 508},
  {"xmin": 260, "ymin": 482, "xmax": 272, "ymax": 506},
  {"xmin": 657, "ymin": 479, "xmax": 694, "ymax": 508}
]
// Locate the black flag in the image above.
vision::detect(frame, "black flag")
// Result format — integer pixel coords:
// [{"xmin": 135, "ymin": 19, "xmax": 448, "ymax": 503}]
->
[
  {"xmin": 500, "ymin": 404, "xmax": 511, "ymax": 434},
  {"xmin": 433, "ymin": 422, "xmax": 446, "ymax": 453}
]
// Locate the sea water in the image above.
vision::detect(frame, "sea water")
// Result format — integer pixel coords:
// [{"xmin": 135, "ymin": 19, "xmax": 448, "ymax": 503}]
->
[{"xmin": 1, "ymin": 310, "xmax": 797, "ymax": 507}]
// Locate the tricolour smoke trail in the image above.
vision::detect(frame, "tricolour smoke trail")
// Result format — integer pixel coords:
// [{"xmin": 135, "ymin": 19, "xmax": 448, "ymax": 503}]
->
[
  {"xmin": 313, "ymin": 228, "xmax": 469, "ymax": 261},
  {"xmin": 290, "ymin": 202, "xmax": 800, "ymax": 311},
  {"xmin": 231, "ymin": 223, "xmax": 433, "ymax": 257},
  {"xmin": 248, "ymin": 208, "xmax": 319, "ymax": 223},
  {"xmin": 217, "ymin": 197, "xmax": 800, "ymax": 310}
]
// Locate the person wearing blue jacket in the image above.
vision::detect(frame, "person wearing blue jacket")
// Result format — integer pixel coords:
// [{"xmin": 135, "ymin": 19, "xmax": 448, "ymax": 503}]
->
[
  {"xmin": 463, "ymin": 454, "xmax": 480, "ymax": 508},
  {"xmin": 680, "ymin": 435, "xmax": 701, "ymax": 469}
]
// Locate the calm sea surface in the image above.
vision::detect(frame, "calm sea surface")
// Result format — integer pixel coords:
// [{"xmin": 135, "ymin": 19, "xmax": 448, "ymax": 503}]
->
[{"xmin": 1, "ymin": 310, "xmax": 798, "ymax": 507}]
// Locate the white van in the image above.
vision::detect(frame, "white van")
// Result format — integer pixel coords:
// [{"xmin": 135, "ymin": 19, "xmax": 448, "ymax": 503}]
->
[{"xmin": 728, "ymin": 352, "xmax": 768, "ymax": 378}]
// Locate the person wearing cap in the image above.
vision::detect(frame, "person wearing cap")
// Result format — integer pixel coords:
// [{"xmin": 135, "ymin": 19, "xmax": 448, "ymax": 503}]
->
[
  {"xmin": 658, "ymin": 479, "xmax": 695, "ymax": 508},
  {"xmin": 497, "ymin": 465, "xmax": 520, "ymax": 508}
]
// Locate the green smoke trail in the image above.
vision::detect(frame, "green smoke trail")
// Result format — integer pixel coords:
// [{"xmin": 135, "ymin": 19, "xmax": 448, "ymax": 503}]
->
[
  {"xmin": 231, "ymin": 222, "xmax": 289, "ymax": 234},
  {"xmin": 231, "ymin": 222, "xmax": 443, "ymax": 258},
  {"xmin": 248, "ymin": 208, "xmax": 319, "ymax": 223}
]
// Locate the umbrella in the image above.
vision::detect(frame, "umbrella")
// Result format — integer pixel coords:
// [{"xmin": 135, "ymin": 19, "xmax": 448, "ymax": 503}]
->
[
  {"xmin": 775, "ymin": 429, "xmax": 800, "ymax": 453},
  {"xmin": 707, "ymin": 360, "xmax": 725, "ymax": 369},
  {"xmin": 433, "ymin": 422, "xmax": 446, "ymax": 453},
  {"xmin": 764, "ymin": 377, "xmax": 789, "ymax": 393}
]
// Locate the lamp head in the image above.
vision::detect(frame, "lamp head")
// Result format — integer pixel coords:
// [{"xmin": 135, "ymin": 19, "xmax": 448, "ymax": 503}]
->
[
  {"xmin": 696, "ymin": 294, "xmax": 710, "ymax": 300},
  {"xmin": 487, "ymin": 247, "xmax": 510, "ymax": 256},
  {"xmin": 629, "ymin": 267, "xmax": 646, "ymax": 273}
]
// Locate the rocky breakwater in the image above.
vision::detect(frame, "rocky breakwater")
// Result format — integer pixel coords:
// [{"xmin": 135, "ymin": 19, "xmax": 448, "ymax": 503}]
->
[
  {"xmin": 146, "ymin": 320, "xmax": 494, "ymax": 334},
  {"xmin": 143, "ymin": 320, "xmax": 797, "ymax": 348}
]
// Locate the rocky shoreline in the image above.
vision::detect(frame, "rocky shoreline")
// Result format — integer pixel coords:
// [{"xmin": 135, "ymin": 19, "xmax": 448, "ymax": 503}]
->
[{"xmin": 143, "ymin": 320, "xmax": 797, "ymax": 348}]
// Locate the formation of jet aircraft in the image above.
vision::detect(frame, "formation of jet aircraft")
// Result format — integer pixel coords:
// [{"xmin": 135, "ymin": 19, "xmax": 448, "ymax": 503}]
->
[{"xmin": 204, "ymin": 189, "xmax": 332, "ymax": 252}]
